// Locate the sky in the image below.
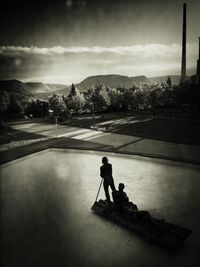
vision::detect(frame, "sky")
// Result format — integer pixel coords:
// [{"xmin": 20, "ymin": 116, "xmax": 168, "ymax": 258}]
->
[{"xmin": 0, "ymin": 0, "xmax": 199, "ymax": 84}]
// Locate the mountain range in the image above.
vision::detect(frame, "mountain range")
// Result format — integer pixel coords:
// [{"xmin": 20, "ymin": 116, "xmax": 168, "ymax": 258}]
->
[
  {"xmin": 0, "ymin": 74, "xmax": 190, "ymax": 100},
  {"xmin": 0, "ymin": 80, "xmax": 69, "ymax": 100},
  {"xmin": 76, "ymin": 74, "xmax": 183, "ymax": 90}
]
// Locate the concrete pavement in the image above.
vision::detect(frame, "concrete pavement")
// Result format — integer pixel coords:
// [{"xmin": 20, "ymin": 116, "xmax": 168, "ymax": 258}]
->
[
  {"xmin": 1, "ymin": 149, "xmax": 200, "ymax": 267},
  {"xmin": 1, "ymin": 119, "xmax": 200, "ymax": 266},
  {"xmin": 1, "ymin": 120, "xmax": 200, "ymax": 165}
]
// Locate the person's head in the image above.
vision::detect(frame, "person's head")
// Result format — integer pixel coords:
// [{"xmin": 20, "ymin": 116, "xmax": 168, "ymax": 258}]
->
[
  {"xmin": 118, "ymin": 183, "xmax": 125, "ymax": 191},
  {"xmin": 102, "ymin": 156, "xmax": 108, "ymax": 164}
]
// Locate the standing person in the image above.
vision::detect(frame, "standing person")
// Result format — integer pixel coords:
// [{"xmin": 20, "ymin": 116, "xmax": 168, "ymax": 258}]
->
[{"xmin": 100, "ymin": 156, "xmax": 116, "ymax": 203}]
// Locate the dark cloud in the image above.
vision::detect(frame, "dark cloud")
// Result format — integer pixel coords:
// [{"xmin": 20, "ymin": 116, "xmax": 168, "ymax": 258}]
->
[
  {"xmin": 0, "ymin": 0, "xmax": 199, "ymax": 83},
  {"xmin": 0, "ymin": 0, "xmax": 199, "ymax": 46}
]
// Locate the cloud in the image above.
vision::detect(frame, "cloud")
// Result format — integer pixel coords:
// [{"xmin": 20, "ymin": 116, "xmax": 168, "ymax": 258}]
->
[
  {"xmin": 0, "ymin": 43, "xmax": 198, "ymax": 59},
  {"xmin": 0, "ymin": 43, "xmax": 198, "ymax": 83}
]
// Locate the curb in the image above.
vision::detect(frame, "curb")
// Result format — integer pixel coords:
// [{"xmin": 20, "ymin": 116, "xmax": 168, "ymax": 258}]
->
[{"xmin": 1, "ymin": 137, "xmax": 200, "ymax": 166}]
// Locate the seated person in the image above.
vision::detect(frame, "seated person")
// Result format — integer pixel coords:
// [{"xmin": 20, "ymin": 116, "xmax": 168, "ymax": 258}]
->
[
  {"xmin": 112, "ymin": 183, "xmax": 151, "ymax": 223},
  {"xmin": 112, "ymin": 183, "xmax": 138, "ymax": 214}
]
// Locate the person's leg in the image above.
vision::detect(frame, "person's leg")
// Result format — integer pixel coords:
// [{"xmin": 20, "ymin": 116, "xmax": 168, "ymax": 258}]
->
[
  {"xmin": 109, "ymin": 181, "xmax": 116, "ymax": 203},
  {"xmin": 110, "ymin": 180, "xmax": 116, "ymax": 192},
  {"xmin": 103, "ymin": 182, "xmax": 110, "ymax": 202}
]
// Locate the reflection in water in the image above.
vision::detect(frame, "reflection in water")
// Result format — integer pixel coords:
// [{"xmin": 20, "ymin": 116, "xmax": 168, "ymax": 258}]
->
[{"xmin": 1, "ymin": 149, "xmax": 200, "ymax": 267}]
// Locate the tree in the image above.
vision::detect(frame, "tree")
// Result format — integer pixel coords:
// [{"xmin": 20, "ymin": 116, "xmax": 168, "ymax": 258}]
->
[
  {"xmin": 107, "ymin": 88, "xmax": 123, "ymax": 111},
  {"xmin": 0, "ymin": 90, "xmax": 10, "ymax": 122},
  {"xmin": 166, "ymin": 76, "xmax": 172, "ymax": 88},
  {"xmin": 90, "ymin": 80, "xmax": 110, "ymax": 114},
  {"xmin": 132, "ymin": 89, "xmax": 143, "ymax": 110},
  {"xmin": 64, "ymin": 84, "xmax": 86, "ymax": 115},
  {"xmin": 49, "ymin": 94, "xmax": 67, "ymax": 118},
  {"xmin": 25, "ymin": 99, "xmax": 49, "ymax": 117},
  {"xmin": 68, "ymin": 83, "xmax": 80, "ymax": 99},
  {"xmin": 149, "ymin": 88, "xmax": 164, "ymax": 109},
  {"xmin": 7, "ymin": 95, "xmax": 24, "ymax": 117},
  {"xmin": 177, "ymin": 82, "xmax": 200, "ymax": 108},
  {"xmin": 0, "ymin": 90, "xmax": 10, "ymax": 114},
  {"xmin": 67, "ymin": 93, "xmax": 86, "ymax": 114},
  {"xmin": 118, "ymin": 87, "xmax": 138, "ymax": 111}
]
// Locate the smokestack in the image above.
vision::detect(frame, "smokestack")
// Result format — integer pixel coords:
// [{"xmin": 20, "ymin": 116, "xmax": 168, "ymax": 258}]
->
[
  {"xmin": 197, "ymin": 37, "xmax": 200, "ymax": 85},
  {"xmin": 180, "ymin": 3, "xmax": 187, "ymax": 83}
]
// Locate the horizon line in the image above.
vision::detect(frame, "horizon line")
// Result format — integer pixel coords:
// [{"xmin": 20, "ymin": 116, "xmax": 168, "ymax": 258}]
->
[{"xmin": 1, "ymin": 72, "xmax": 196, "ymax": 86}]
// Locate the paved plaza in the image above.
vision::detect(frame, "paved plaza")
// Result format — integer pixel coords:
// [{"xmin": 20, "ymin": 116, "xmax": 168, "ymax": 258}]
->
[
  {"xmin": 1, "ymin": 150, "xmax": 200, "ymax": 267},
  {"xmin": 1, "ymin": 119, "xmax": 200, "ymax": 267}
]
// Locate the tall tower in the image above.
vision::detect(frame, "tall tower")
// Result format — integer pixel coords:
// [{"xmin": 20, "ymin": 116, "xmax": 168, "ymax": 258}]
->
[
  {"xmin": 180, "ymin": 3, "xmax": 187, "ymax": 83},
  {"xmin": 196, "ymin": 37, "xmax": 200, "ymax": 85}
]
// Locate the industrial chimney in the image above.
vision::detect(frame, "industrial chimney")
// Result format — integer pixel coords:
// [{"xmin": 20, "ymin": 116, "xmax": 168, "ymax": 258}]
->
[
  {"xmin": 180, "ymin": 3, "xmax": 187, "ymax": 83},
  {"xmin": 197, "ymin": 37, "xmax": 200, "ymax": 85}
]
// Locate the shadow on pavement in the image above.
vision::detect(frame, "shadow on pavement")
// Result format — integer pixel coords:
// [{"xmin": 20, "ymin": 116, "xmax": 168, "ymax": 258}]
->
[
  {"xmin": 0, "ymin": 126, "xmax": 45, "ymax": 145},
  {"xmin": 115, "ymin": 118, "xmax": 200, "ymax": 145}
]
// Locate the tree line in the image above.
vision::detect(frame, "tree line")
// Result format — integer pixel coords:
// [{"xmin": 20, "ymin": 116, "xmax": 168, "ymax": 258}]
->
[{"xmin": 1, "ymin": 77, "xmax": 200, "ymax": 123}]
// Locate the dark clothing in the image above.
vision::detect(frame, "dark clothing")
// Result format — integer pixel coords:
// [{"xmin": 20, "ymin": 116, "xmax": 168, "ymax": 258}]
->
[
  {"xmin": 100, "ymin": 163, "xmax": 113, "ymax": 181},
  {"xmin": 112, "ymin": 190, "xmax": 129, "ymax": 213},
  {"xmin": 112, "ymin": 190, "xmax": 129, "ymax": 206},
  {"xmin": 100, "ymin": 163, "xmax": 116, "ymax": 202},
  {"xmin": 112, "ymin": 189, "xmax": 138, "ymax": 215},
  {"xmin": 103, "ymin": 180, "xmax": 115, "ymax": 202},
  {"xmin": 113, "ymin": 189, "xmax": 151, "ymax": 224}
]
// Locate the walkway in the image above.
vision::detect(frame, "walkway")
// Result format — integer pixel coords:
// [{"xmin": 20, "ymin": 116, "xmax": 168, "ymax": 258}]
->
[{"xmin": 1, "ymin": 120, "xmax": 200, "ymax": 165}]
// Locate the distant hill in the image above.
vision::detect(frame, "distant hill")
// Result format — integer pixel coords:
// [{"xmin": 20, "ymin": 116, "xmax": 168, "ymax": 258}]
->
[
  {"xmin": 26, "ymin": 82, "xmax": 53, "ymax": 93},
  {"xmin": 45, "ymin": 84, "xmax": 70, "ymax": 96},
  {"xmin": 0, "ymin": 80, "xmax": 70, "ymax": 100},
  {"xmin": 26, "ymin": 82, "xmax": 69, "ymax": 94},
  {"xmin": 0, "ymin": 79, "xmax": 34, "ymax": 100},
  {"xmin": 131, "ymin": 75, "xmax": 151, "ymax": 86},
  {"xmin": 149, "ymin": 75, "xmax": 182, "ymax": 85},
  {"xmin": 26, "ymin": 82, "xmax": 70, "ymax": 98},
  {"xmin": 76, "ymin": 74, "xmax": 135, "ymax": 91},
  {"xmin": 75, "ymin": 74, "xmax": 183, "ymax": 90},
  {"xmin": 0, "ymin": 73, "xmax": 194, "ymax": 101}
]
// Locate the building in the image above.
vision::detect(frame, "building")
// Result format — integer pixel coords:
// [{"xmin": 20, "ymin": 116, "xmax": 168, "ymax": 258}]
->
[{"xmin": 191, "ymin": 37, "xmax": 200, "ymax": 85}]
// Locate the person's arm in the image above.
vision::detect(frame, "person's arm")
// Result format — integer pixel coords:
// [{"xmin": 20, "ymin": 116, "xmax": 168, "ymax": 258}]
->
[
  {"xmin": 124, "ymin": 192, "xmax": 129, "ymax": 202},
  {"xmin": 109, "ymin": 164, "xmax": 113, "ymax": 177},
  {"xmin": 100, "ymin": 166, "xmax": 103, "ymax": 178}
]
